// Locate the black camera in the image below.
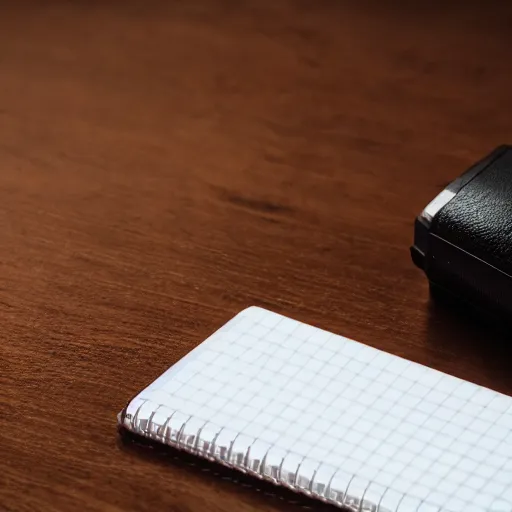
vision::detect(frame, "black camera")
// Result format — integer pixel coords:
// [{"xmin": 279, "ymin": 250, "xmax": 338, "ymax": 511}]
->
[{"xmin": 412, "ymin": 146, "xmax": 512, "ymax": 322}]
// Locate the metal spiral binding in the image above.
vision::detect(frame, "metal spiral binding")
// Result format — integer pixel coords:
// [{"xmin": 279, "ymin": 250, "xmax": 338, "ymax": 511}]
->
[
  {"xmin": 176, "ymin": 419, "xmax": 189, "ymax": 449},
  {"xmin": 242, "ymin": 444, "xmax": 251, "ymax": 473},
  {"xmin": 226, "ymin": 434, "xmax": 238, "ymax": 464},
  {"xmin": 160, "ymin": 411, "xmax": 176, "ymax": 441},
  {"xmin": 131, "ymin": 400, "xmax": 146, "ymax": 433},
  {"xmin": 194, "ymin": 422, "xmax": 208, "ymax": 452},
  {"xmin": 342, "ymin": 475, "xmax": 355, "ymax": 509},
  {"xmin": 127, "ymin": 403, "xmax": 412, "ymax": 512},
  {"xmin": 292, "ymin": 457, "xmax": 304, "ymax": 488},
  {"xmin": 146, "ymin": 405, "xmax": 161, "ymax": 438}
]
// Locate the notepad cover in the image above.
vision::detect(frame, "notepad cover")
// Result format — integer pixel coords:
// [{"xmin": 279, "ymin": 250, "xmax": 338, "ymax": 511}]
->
[{"xmin": 118, "ymin": 307, "xmax": 512, "ymax": 512}]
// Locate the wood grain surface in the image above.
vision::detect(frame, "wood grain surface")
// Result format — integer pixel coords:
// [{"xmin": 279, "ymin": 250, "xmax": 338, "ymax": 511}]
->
[{"xmin": 2, "ymin": 1, "xmax": 512, "ymax": 511}]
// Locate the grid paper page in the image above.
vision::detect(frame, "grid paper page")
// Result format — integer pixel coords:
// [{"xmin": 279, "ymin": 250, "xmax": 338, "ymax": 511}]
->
[{"xmin": 120, "ymin": 307, "xmax": 512, "ymax": 512}]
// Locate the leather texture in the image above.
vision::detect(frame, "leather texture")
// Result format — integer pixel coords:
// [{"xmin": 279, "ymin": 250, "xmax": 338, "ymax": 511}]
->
[{"xmin": 432, "ymin": 146, "xmax": 512, "ymax": 277}]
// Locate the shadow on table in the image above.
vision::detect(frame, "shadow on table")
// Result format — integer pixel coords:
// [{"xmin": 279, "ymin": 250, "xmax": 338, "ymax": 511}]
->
[
  {"xmin": 424, "ymin": 286, "xmax": 512, "ymax": 393},
  {"xmin": 117, "ymin": 427, "xmax": 339, "ymax": 512}
]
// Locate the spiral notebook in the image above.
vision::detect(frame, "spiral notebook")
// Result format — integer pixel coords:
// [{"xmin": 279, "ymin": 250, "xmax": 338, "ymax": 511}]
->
[{"xmin": 118, "ymin": 307, "xmax": 512, "ymax": 512}]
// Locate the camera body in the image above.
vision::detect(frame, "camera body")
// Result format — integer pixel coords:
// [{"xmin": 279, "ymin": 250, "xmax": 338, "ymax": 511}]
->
[{"xmin": 412, "ymin": 146, "xmax": 512, "ymax": 321}]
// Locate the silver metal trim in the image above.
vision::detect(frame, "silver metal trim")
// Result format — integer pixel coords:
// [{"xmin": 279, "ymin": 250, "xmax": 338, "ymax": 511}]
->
[{"xmin": 421, "ymin": 188, "xmax": 456, "ymax": 224}]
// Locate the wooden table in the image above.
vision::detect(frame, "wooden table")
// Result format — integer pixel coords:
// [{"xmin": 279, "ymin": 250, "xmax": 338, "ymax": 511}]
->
[{"xmin": 2, "ymin": 1, "xmax": 512, "ymax": 511}]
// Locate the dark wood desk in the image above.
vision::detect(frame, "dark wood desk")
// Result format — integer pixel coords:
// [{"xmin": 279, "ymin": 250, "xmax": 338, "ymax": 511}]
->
[{"xmin": 2, "ymin": 2, "xmax": 512, "ymax": 511}]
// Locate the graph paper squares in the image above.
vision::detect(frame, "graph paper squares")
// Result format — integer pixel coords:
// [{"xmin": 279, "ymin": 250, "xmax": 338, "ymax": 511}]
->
[{"xmin": 122, "ymin": 307, "xmax": 512, "ymax": 512}]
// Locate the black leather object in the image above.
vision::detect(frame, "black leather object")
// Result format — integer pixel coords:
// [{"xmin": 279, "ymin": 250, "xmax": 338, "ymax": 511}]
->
[
  {"xmin": 412, "ymin": 145, "xmax": 512, "ymax": 322},
  {"xmin": 432, "ymin": 147, "xmax": 512, "ymax": 276}
]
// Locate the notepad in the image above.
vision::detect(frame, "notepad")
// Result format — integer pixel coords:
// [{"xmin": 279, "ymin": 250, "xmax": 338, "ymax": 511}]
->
[{"xmin": 118, "ymin": 307, "xmax": 512, "ymax": 512}]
